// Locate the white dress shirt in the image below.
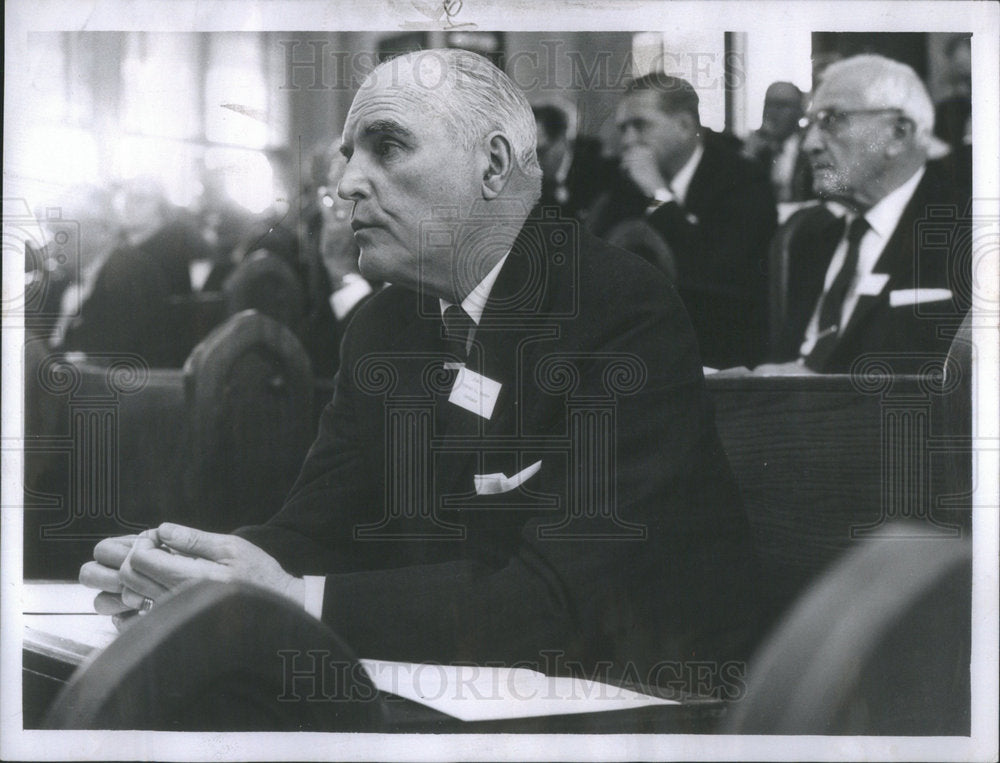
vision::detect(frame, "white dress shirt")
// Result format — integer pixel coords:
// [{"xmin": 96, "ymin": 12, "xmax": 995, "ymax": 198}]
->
[
  {"xmin": 667, "ymin": 141, "xmax": 704, "ymax": 207},
  {"xmin": 798, "ymin": 166, "xmax": 926, "ymax": 358}
]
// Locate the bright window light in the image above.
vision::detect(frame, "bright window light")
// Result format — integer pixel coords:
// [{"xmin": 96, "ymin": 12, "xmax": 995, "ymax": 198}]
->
[
  {"xmin": 118, "ymin": 136, "xmax": 204, "ymax": 208},
  {"xmin": 23, "ymin": 125, "xmax": 100, "ymax": 188},
  {"xmin": 205, "ymin": 34, "xmax": 269, "ymax": 149},
  {"xmin": 122, "ymin": 33, "xmax": 200, "ymax": 140},
  {"xmin": 744, "ymin": 31, "xmax": 813, "ymax": 132}
]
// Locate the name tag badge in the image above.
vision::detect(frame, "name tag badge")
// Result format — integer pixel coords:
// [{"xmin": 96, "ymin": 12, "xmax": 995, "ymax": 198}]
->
[{"xmin": 449, "ymin": 367, "xmax": 502, "ymax": 419}]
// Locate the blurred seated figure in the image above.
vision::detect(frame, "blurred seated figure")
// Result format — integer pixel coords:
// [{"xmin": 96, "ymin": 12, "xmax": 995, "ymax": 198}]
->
[
  {"xmin": 934, "ymin": 35, "xmax": 971, "ymax": 154},
  {"xmin": 117, "ymin": 176, "xmax": 213, "ymax": 297},
  {"xmin": 531, "ymin": 98, "xmax": 615, "ymax": 222},
  {"xmin": 933, "ymin": 34, "xmax": 972, "ymax": 208},
  {"xmin": 24, "ymin": 185, "xmax": 121, "ymax": 346},
  {"xmin": 222, "ymin": 248, "xmax": 306, "ymax": 330},
  {"xmin": 588, "ymin": 73, "xmax": 777, "ymax": 370},
  {"xmin": 56, "ymin": 180, "xmax": 201, "ymax": 367},
  {"xmin": 756, "ymin": 55, "xmax": 970, "ymax": 376},
  {"xmin": 196, "ymin": 168, "xmax": 259, "ymax": 292},
  {"xmin": 299, "ymin": 139, "xmax": 378, "ymax": 377},
  {"xmin": 742, "ymin": 82, "xmax": 813, "ymax": 203}
]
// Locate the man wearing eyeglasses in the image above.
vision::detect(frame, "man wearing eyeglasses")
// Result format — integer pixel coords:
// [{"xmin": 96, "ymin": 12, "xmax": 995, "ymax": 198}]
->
[{"xmin": 761, "ymin": 54, "xmax": 971, "ymax": 375}]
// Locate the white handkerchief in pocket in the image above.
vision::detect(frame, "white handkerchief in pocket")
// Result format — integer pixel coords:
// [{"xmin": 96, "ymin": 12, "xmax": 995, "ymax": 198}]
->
[
  {"xmin": 474, "ymin": 460, "xmax": 542, "ymax": 496},
  {"xmin": 889, "ymin": 288, "xmax": 953, "ymax": 307}
]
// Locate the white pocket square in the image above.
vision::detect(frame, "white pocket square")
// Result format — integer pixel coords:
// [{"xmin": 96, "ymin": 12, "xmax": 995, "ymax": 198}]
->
[
  {"xmin": 474, "ymin": 460, "xmax": 542, "ymax": 496},
  {"xmin": 889, "ymin": 288, "xmax": 953, "ymax": 307}
]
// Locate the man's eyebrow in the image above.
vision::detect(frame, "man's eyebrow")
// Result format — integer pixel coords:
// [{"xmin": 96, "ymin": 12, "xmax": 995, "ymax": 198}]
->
[{"xmin": 362, "ymin": 119, "xmax": 416, "ymax": 142}]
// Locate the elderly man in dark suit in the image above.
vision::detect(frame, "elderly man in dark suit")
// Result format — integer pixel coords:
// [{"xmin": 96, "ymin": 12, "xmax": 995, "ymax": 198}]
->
[
  {"xmin": 588, "ymin": 73, "xmax": 777, "ymax": 370},
  {"xmin": 759, "ymin": 54, "xmax": 970, "ymax": 375},
  {"xmin": 81, "ymin": 50, "xmax": 760, "ymax": 693}
]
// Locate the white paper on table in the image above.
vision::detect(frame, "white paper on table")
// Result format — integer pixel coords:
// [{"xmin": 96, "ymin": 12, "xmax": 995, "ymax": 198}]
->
[
  {"xmin": 24, "ymin": 582, "xmax": 102, "ymax": 614},
  {"xmin": 25, "ymin": 615, "xmax": 120, "ymax": 653},
  {"xmin": 359, "ymin": 658, "xmax": 677, "ymax": 722}
]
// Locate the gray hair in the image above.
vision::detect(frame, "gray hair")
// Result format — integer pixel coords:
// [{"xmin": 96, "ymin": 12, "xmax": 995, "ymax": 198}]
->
[
  {"xmin": 366, "ymin": 49, "xmax": 543, "ymax": 183},
  {"xmin": 819, "ymin": 54, "xmax": 935, "ymax": 149}
]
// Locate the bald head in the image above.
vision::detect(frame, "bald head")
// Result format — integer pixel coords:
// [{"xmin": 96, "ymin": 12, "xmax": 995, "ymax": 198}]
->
[
  {"xmin": 353, "ymin": 49, "xmax": 542, "ymax": 184},
  {"xmin": 761, "ymin": 82, "xmax": 803, "ymax": 140},
  {"xmin": 337, "ymin": 49, "xmax": 542, "ymax": 302}
]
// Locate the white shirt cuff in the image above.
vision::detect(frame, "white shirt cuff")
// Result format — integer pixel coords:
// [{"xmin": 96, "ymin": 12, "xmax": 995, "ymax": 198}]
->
[
  {"xmin": 330, "ymin": 273, "xmax": 373, "ymax": 321},
  {"xmin": 303, "ymin": 575, "xmax": 326, "ymax": 620}
]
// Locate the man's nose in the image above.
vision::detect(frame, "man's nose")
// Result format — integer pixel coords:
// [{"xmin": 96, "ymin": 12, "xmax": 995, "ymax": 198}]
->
[
  {"xmin": 337, "ymin": 158, "xmax": 368, "ymax": 201},
  {"xmin": 801, "ymin": 121, "xmax": 824, "ymax": 153},
  {"xmin": 619, "ymin": 124, "xmax": 640, "ymax": 148}
]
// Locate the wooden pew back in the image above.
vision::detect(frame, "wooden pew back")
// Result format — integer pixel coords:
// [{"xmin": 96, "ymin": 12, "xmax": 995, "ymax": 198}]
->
[
  {"xmin": 707, "ymin": 371, "xmax": 965, "ymax": 621},
  {"xmin": 23, "ymin": 311, "xmax": 315, "ymax": 576}
]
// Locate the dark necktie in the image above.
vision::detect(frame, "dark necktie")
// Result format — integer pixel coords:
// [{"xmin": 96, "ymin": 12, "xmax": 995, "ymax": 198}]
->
[
  {"xmin": 437, "ymin": 305, "xmax": 477, "ymax": 438},
  {"xmin": 804, "ymin": 215, "xmax": 870, "ymax": 371},
  {"xmin": 442, "ymin": 304, "xmax": 475, "ymax": 360}
]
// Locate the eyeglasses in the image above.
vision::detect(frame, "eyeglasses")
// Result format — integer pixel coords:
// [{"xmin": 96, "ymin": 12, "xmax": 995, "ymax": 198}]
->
[{"xmin": 798, "ymin": 108, "xmax": 905, "ymax": 133}]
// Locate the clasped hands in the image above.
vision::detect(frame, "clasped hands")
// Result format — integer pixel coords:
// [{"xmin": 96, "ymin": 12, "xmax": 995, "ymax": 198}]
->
[
  {"xmin": 79, "ymin": 523, "xmax": 305, "ymax": 628},
  {"xmin": 620, "ymin": 145, "xmax": 670, "ymax": 200}
]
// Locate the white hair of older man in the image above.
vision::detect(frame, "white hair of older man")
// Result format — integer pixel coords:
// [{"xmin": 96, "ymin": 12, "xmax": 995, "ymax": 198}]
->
[
  {"xmin": 820, "ymin": 54, "xmax": 936, "ymax": 150},
  {"xmin": 365, "ymin": 48, "xmax": 543, "ymax": 183}
]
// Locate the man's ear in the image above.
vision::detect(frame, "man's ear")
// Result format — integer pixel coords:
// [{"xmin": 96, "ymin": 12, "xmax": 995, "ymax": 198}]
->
[{"xmin": 481, "ymin": 131, "xmax": 515, "ymax": 199}]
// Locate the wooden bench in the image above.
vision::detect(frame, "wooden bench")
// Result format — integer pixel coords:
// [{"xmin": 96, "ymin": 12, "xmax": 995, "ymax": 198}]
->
[
  {"xmin": 23, "ymin": 311, "xmax": 315, "ymax": 577},
  {"xmin": 707, "ymin": 371, "xmax": 967, "ymax": 622}
]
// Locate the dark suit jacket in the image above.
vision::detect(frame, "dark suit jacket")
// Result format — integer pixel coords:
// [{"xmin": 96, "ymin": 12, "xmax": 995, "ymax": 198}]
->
[
  {"xmin": 59, "ymin": 244, "xmax": 180, "ymax": 367},
  {"xmin": 588, "ymin": 132, "xmax": 777, "ymax": 369},
  {"xmin": 235, "ymin": 211, "xmax": 762, "ymax": 690},
  {"xmin": 771, "ymin": 161, "xmax": 971, "ymax": 374},
  {"xmin": 134, "ymin": 217, "xmax": 213, "ymax": 297},
  {"xmin": 539, "ymin": 136, "xmax": 617, "ymax": 223}
]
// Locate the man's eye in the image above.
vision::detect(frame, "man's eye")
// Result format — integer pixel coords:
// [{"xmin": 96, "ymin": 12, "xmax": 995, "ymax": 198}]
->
[{"xmin": 375, "ymin": 139, "xmax": 402, "ymax": 158}]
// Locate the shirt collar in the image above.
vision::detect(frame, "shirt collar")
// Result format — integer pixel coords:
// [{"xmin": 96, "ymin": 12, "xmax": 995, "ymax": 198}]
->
[
  {"xmin": 439, "ymin": 251, "xmax": 510, "ymax": 325},
  {"xmin": 862, "ymin": 165, "xmax": 925, "ymax": 241},
  {"xmin": 669, "ymin": 141, "xmax": 704, "ymax": 205}
]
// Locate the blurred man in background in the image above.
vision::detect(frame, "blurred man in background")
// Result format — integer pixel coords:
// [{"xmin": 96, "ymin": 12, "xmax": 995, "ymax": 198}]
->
[
  {"xmin": 299, "ymin": 139, "xmax": 376, "ymax": 376},
  {"xmin": 57, "ymin": 177, "xmax": 211, "ymax": 366},
  {"xmin": 531, "ymin": 98, "xmax": 614, "ymax": 222},
  {"xmin": 589, "ymin": 73, "xmax": 777, "ymax": 370},
  {"xmin": 28, "ymin": 185, "xmax": 120, "ymax": 347},
  {"xmin": 742, "ymin": 81, "xmax": 812, "ymax": 203}
]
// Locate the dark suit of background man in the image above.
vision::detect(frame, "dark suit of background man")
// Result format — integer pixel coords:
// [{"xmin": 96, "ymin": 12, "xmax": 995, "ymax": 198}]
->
[
  {"xmin": 531, "ymin": 98, "xmax": 615, "ymax": 223},
  {"xmin": 588, "ymin": 73, "xmax": 777, "ymax": 370},
  {"xmin": 82, "ymin": 49, "xmax": 761, "ymax": 693},
  {"xmin": 58, "ymin": 177, "xmax": 214, "ymax": 367},
  {"xmin": 760, "ymin": 54, "xmax": 970, "ymax": 376},
  {"xmin": 742, "ymin": 81, "xmax": 813, "ymax": 203}
]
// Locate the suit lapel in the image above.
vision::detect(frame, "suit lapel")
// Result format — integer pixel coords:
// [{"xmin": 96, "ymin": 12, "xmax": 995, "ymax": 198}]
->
[
  {"xmin": 434, "ymin": 217, "xmax": 559, "ymax": 501},
  {"xmin": 782, "ymin": 205, "xmax": 844, "ymax": 357},
  {"xmin": 836, "ymin": 174, "xmax": 927, "ymax": 352}
]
